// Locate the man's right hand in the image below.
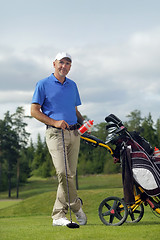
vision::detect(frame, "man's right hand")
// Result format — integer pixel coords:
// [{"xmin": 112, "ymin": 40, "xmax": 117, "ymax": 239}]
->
[{"xmin": 54, "ymin": 120, "xmax": 69, "ymax": 130}]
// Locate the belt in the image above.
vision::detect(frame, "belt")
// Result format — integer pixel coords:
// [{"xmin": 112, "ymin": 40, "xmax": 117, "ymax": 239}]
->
[{"xmin": 46, "ymin": 123, "xmax": 79, "ymax": 130}]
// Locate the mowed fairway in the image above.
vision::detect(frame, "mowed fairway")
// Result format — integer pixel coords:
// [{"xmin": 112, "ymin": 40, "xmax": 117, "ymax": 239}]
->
[{"xmin": 0, "ymin": 175, "xmax": 160, "ymax": 240}]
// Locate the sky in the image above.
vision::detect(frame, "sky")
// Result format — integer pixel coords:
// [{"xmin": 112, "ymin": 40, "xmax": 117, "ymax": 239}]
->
[{"xmin": 1, "ymin": 0, "xmax": 160, "ymax": 142}]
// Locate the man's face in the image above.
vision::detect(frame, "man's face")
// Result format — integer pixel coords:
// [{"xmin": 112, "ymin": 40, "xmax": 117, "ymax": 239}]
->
[{"xmin": 53, "ymin": 58, "xmax": 71, "ymax": 77}]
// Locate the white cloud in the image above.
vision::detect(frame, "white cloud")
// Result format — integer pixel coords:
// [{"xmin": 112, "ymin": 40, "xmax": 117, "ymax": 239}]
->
[{"xmin": 0, "ymin": 91, "xmax": 33, "ymax": 103}]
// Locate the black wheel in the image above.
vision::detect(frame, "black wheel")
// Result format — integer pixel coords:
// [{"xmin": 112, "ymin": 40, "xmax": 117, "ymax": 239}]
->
[
  {"xmin": 98, "ymin": 196, "xmax": 128, "ymax": 226},
  {"xmin": 126, "ymin": 203, "xmax": 144, "ymax": 223}
]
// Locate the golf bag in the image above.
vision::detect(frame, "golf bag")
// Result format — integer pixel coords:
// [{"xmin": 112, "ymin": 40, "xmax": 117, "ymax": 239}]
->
[{"xmin": 105, "ymin": 114, "xmax": 160, "ymax": 204}]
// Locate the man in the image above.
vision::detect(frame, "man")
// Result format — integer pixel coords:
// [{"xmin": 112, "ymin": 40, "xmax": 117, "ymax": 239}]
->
[{"xmin": 31, "ymin": 52, "xmax": 87, "ymax": 226}]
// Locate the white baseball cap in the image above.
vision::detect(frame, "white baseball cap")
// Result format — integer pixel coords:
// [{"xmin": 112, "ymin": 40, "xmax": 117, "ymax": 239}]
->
[{"xmin": 54, "ymin": 52, "xmax": 72, "ymax": 62}]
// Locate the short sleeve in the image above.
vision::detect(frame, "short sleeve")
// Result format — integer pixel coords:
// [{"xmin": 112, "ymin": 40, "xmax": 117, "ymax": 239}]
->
[{"xmin": 32, "ymin": 81, "xmax": 46, "ymax": 106}]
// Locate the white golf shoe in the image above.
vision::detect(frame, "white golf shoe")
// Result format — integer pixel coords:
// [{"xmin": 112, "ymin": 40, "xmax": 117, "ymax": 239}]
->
[
  {"xmin": 52, "ymin": 217, "xmax": 71, "ymax": 226},
  {"xmin": 75, "ymin": 208, "xmax": 87, "ymax": 225}
]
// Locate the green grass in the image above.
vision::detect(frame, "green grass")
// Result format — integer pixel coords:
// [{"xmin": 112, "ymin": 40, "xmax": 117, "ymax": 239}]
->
[
  {"xmin": 1, "ymin": 214, "xmax": 160, "ymax": 240},
  {"xmin": 0, "ymin": 174, "xmax": 160, "ymax": 240},
  {"xmin": 0, "ymin": 200, "xmax": 22, "ymax": 209}
]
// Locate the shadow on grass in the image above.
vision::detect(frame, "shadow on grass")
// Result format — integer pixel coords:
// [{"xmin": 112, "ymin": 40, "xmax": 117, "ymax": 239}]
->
[{"xmin": 91, "ymin": 221, "xmax": 160, "ymax": 227}]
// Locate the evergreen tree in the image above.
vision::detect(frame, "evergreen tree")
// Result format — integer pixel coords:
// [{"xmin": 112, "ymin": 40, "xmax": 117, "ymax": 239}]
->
[
  {"xmin": 31, "ymin": 134, "xmax": 54, "ymax": 177},
  {"xmin": 155, "ymin": 118, "xmax": 160, "ymax": 148},
  {"xmin": 11, "ymin": 107, "xmax": 31, "ymax": 198},
  {"xmin": 125, "ymin": 109, "xmax": 143, "ymax": 132},
  {"xmin": 141, "ymin": 113, "xmax": 158, "ymax": 147},
  {"xmin": 0, "ymin": 107, "xmax": 31, "ymax": 196},
  {"xmin": 0, "ymin": 112, "xmax": 19, "ymax": 195},
  {"xmin": 31, "ymin": 134, "xmax": 44, "ymax": 175}
]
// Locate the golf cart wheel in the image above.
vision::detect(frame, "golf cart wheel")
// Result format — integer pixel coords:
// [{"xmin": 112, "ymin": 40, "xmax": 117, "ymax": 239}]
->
[
  {"xmin": 126, "ymin": 203, "xmax": 144, "ymax": 223},
  {"xmin": 98, "ymin": 196, "xmax": 128, "ymax": 226}
]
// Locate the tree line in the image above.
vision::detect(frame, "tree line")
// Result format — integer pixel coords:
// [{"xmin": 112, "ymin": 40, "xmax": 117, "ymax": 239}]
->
[{"xmin": 1, "ymin": 107, "xmax": 160, "ymax": 197}]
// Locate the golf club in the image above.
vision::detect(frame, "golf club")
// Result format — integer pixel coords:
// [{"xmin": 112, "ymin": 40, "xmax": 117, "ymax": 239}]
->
[{"xmin": 61, "ymin": 129, "xmax": 80, "ymax": 229}]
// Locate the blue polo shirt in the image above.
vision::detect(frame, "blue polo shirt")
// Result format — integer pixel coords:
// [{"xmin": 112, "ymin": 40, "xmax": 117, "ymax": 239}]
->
[{"xmin": 32, "ymin": 73, "xmax": 81, "ymax": 125}]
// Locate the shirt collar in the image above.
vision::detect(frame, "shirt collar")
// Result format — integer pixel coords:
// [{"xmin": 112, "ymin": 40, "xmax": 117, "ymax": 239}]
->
[{"xmin": 51, "ymin": 73, "xmax": 69, "ymax": 85}]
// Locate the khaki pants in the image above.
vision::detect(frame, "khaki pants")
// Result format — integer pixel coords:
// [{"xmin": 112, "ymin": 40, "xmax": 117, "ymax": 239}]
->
[{"xmin": 46, "ymin": 127, "xmax": 81, "ymax": 220}]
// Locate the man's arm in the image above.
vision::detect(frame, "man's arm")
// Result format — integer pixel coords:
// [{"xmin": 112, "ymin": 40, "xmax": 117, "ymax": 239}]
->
[
  {"xmin": 75, "ymin": 106, "xmax": 84, "ymax": 125},
  {"xmin": 31, "ymin": 103, "xmax": 69, "ymax": 130}
]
